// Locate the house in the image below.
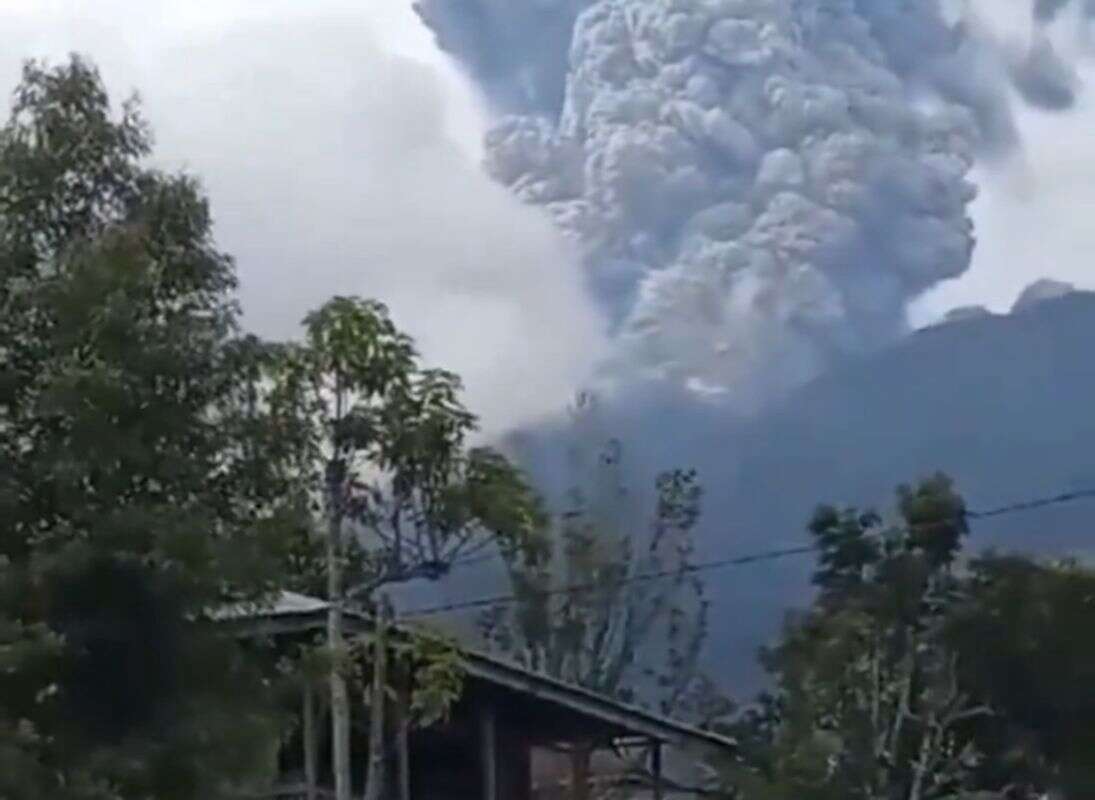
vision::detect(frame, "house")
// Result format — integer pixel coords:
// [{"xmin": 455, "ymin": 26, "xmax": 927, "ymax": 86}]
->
[{"xmin": 218, "ymin": 592, "xmax": 736, "ymax": 800}]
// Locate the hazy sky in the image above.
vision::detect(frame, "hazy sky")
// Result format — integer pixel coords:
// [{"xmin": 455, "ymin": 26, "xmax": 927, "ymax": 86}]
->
[
  {"xmin": 0, "ymin": 0, "xmax": 1091, "ymax": 425},
  {"xmin": 911, "ymin": 0, "xmax": 1095, "ymax": 323},
  {"xmin": 0, "ymin": 0, "xmax": 606, "ymax": 436}
]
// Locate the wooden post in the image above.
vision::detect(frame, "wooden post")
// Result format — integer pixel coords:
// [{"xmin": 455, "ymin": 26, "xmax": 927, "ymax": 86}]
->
[
  {"xmin": 363, "ymin": 596, "xmax": 391, "ymax": 800},
  {"xmin": 327, "ymin": 567, "xmax": 351, "ymax": 800},
  {"xmin": 303, "ymin": 684, "xmax": 318, "ymax": 800},
  {"xmin": 651, "ymin": 741, "xmax": 663, "ymax": 800},
  {"xmin": 570, "ymin": 745, "xmax": 591, "ymax": 800},
  {"xmin": 396, "ymin": 670, "xmax": 411, "ymax": 800},
  {"xmin": 327, "ymin": 449, "xmax": 351, "ymax": 800},
  {"xmin": 481, "ymin": 707, "xmax": 498, "ymax": 800}
]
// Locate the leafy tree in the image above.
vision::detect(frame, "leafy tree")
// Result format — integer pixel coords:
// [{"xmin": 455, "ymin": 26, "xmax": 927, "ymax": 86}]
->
[
  {"xmin": 946, "ymin": 554, "xmax": 1095, "ymax": 797},
  {"xmin": 265, "ymin": 296, "xmax": 545, "ymax": 800},
  {"xmin": 0, "ymin": 56, "xmax": 300, "ymax": 798},
  {"xmin": 712, "ymin": 475, "xmax": 1095, "ymax": 800},
  {"xmin": 714, "ymin": 475, "xmax": 989, "ymax": 800}
]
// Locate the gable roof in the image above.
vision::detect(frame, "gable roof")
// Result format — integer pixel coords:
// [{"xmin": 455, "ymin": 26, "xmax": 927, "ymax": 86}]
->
[{"xmin": 220, "ymin": 592, "xmax": 736, "ymax": 753}]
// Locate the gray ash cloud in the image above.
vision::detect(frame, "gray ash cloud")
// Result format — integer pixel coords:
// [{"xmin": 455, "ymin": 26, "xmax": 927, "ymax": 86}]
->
[
  {"xmin": 1032, "ymin": 0, "xmax": 1095, "ymax": 22},
  {"xmin": 416, "ymin": 1, "xmax": 1084, "ymax": 414}
]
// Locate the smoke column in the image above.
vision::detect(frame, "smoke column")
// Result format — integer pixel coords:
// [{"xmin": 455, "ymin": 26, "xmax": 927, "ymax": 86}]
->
[{"xmin": 417, "ymin": 0, "xmax": 1087, "ymax": 413}]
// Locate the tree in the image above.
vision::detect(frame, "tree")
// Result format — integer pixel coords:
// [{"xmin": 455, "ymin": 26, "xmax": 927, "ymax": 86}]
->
[
  {"xmin": 945, "ymin": 554, "xmax": 1095, "ymax": 797},
  {"xmin": 714, "ymin": 475, "xmax": 989, "ymax": 800},
  {"xmin": 712, "ymin": 474, "xmax": 1095, "ymax": 800},
  {"xmin": 266, "ymin": 296, "xmax": 545, "ymax": 800},
  {"xmin": 481, "ymin": 393, "xmax": 720, "ymax": 798},
  {"xmin": 0, "ymin": 56, "xmax": 300, "ymax": 798}
]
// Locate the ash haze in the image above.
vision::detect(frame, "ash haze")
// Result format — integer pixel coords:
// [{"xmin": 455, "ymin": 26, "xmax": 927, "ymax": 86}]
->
[{"xmin": 0, "ymin": 0, "xmax": 607, "ymax": 437}]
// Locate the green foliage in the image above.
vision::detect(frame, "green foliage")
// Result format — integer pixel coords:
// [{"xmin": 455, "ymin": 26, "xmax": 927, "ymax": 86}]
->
[
  {"xmin": 481, "ymin": 393, "xmax": 718, "ymax": 722},
  {"xmin": 0, "ymin": 56, "xmax": 299, "ymax": 798},
  {"xmin": 267, "ymin": 294, "xmax": 546, "ymax": 595},
  {"xmin": 946, "ymin": 555, "xmax": 1095, "ymax": 796},
  {"xmin": 403, "ymin": 633, "xmax": 464, "ymax": 728},
  {"xmin": 351, "ymin": 626, "xmax": 465, "ymax": 729},
  {"xmin": 712, "ymin": 474, "xmax": 1095, "ymax": 800}
]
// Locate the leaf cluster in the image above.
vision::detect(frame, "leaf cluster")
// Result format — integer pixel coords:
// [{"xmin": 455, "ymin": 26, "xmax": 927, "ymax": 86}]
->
[
  {"xmin": 265, "ymin": 295, "xmax": 546, "ymax": 596},
  {"xmin": 0, "ymin": 56, "xmax": 302, "ymax": 798}
]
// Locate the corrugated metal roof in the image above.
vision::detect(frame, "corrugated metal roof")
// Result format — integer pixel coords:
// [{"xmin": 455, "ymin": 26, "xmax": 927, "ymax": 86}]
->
[
  {"xmin": 219, "ymin": 592, "xmax": 737, "ymax": 752},
  {"xmin": 209, "ymin": 590, "xmax": 329, "ymax": 621}
]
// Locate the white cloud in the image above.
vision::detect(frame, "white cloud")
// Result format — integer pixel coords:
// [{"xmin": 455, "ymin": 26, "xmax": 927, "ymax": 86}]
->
[
  {"xmin": 911, "ymin": 0, "xmax": 1095, "ymax": 323},
  {"xmin": 0, "ymin": 1, "xmax": 606, "ymax": 435}
]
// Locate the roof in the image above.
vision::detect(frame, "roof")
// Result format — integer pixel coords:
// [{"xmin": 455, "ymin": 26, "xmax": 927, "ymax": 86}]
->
[
  {"xmin": 211, "ymin": 590, "xmax": 329, "ymax": 621},
  {"xmin": 220, "ymin": 591, "xmax": 736, "ymax": 753}
]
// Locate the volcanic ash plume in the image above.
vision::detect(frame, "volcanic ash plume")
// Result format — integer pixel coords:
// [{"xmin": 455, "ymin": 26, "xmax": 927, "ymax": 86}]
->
[{"xmin": 417, "ymin": 0, "xmax": 1077, "ymax": 412}]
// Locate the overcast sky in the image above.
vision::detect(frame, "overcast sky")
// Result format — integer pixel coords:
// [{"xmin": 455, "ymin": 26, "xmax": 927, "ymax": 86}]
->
[
  {"xmin": 0, "ymin": 0, "xmax": 1091, "ymax": 427},
  {"xmin": 911, "ymin": 0, "xmax": 1095, "ymax": 323},
  {"xmin": 0, "ymin": 0, "xmax": 607, "ymax": 437}
]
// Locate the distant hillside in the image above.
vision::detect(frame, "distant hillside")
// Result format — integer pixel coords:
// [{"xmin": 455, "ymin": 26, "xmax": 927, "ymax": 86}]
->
[
  {"xmin": 734, "ymin": 289, "xmax": 1095, "ymax": 553},
  {"xmin": 705, "ymin": 289, "xmax": 1095, "ymax": 690}
]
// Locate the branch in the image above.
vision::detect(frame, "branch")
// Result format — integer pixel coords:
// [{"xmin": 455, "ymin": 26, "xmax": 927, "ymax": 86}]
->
[
  {"xmin": 344, "ymin": 560, "xmax": 451, "ymax": 600},
  {"xmin": 886, "ymin": 647, "xmax": 916, "ymax": 760},
  {"xmin": 944, "ymin": 705, "xmax": 992, "ymax": 726}
]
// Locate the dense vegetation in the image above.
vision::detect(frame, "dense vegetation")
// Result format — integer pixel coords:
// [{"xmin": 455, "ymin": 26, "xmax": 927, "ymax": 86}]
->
[
  {"xmin": 711, "ymin": 476, "xmax": 1095, "ymax": 800},
  {"xmin": 0, "ymin": 57, "xmax": 542, "ymax": 800}
]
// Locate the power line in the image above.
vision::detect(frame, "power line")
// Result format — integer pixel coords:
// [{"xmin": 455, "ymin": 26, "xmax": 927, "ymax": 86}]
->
[
  {"xmin": 400, "ymin": 544, "xmax": 819, "ymax": 618},
  {"xmin": 449, "ymin": 551, "xmax": 499, "ymax": 568},
  {"xmin": 398, "ymin": 486, "xmax": 1095, "ymax": 620},
  {"xmin": 966, "ymin": 488, "xmax": 1095, "ymax": 519}
]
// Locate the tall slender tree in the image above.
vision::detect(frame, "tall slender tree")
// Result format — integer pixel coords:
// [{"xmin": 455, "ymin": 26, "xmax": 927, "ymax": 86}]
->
[{"xmin": 266, "ymin": 296, "xmax": 545, "ymax": 800}]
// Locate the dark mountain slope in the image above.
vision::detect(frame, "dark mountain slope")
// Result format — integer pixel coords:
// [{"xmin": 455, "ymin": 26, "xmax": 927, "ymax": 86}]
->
[{"xmin": 705, "ymin": 290, "xmax": 1095, "ymax": 690}]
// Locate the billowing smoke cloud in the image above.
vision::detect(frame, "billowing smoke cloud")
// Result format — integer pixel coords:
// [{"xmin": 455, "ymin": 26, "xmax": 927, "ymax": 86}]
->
[
  {"xmin": 1033, "ymin": 0, "xmax": 1095, "ymax": 22},
  {"xmin": 413, "ymin": 0, "xmax": 589, "ymax": 115},
  {"xmin": 1009, "ymin": 34, "xmax": 1079, "ymax": 110},
  {"xmin": 418, "ymin": 0, "xmax": 1087, "ymax": 413}
]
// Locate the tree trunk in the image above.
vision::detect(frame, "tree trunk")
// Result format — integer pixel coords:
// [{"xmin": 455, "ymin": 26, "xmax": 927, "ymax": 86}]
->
[
  {"xmin": 651, "ymin": 742, "xmax": 663, "ymax": 800},
  {"xmin": 396, "ymin": 671, "xmax": 411, "ymax": 800},
  {"xmin": 908, "ymin": 723, "xmax": 937, "ymax": 800},
  {"xmin": 363, "ymin": 597, "xmax": 390, "ymax": 800},
  {"xmin": 481, "ymin": 708, "xmax": 498, "ymax": 800},
  {"xmin": 328, "ymin": 509, "xmax": 352, "ymax": 800},
  {"xmin": 570, "ymin": 745, "xmax": 591, "ymax": 800},
  {"xmin": 303, "ymin": 684, "xmax": 318, "ymax": 800}
]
